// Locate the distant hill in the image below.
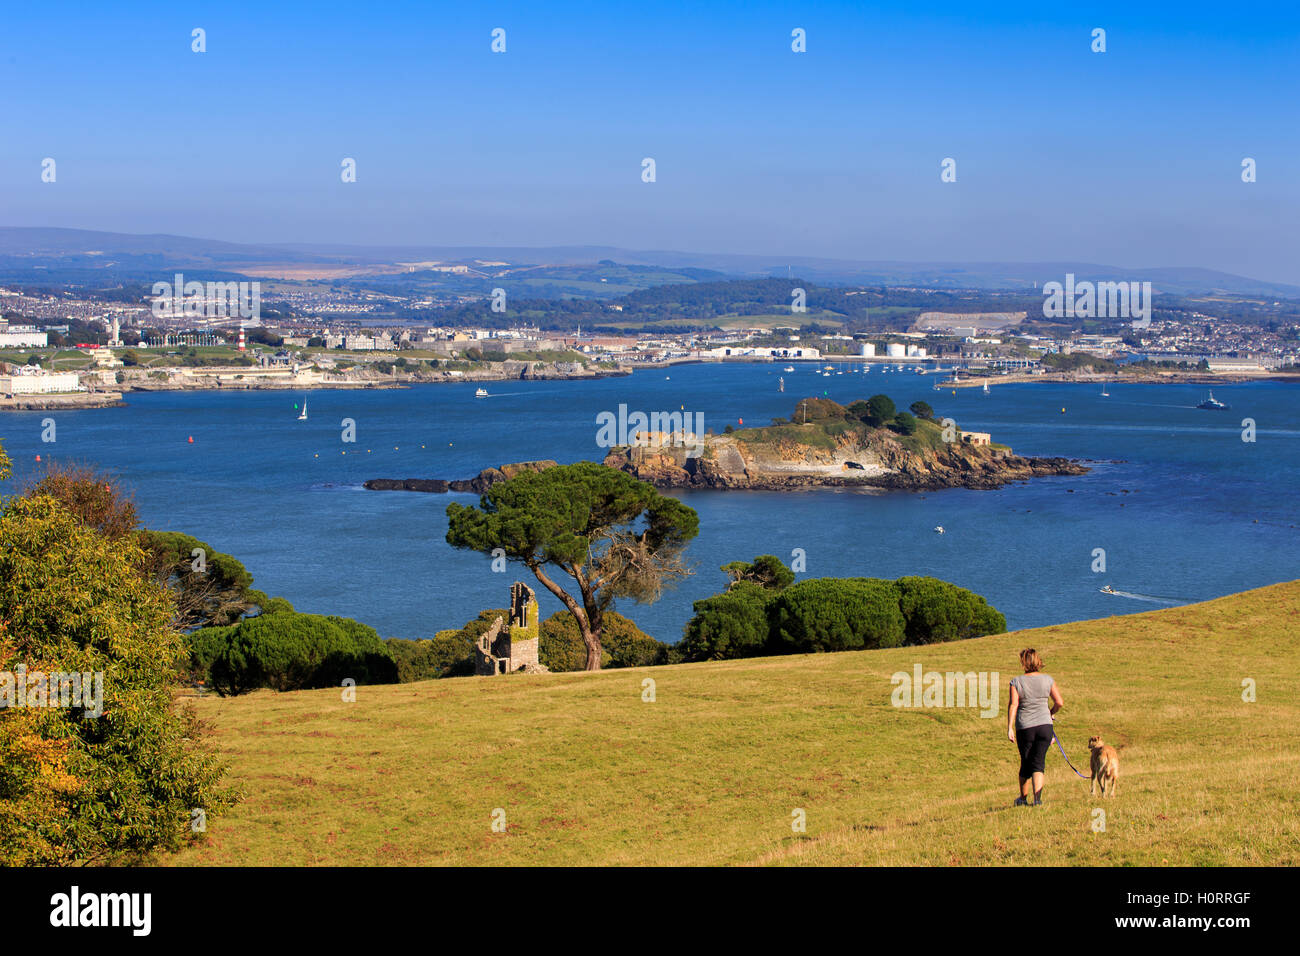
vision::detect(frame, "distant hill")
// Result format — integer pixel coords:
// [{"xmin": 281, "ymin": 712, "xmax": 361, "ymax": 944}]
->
[{"xmin": 2, "ymin": 227, "xmax": 1298, "ymax": 298}]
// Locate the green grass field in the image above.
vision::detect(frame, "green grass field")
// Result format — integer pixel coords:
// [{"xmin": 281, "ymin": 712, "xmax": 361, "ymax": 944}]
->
[{"xmin": 172, "ymin": 580, "xmax": 1300, "ymax": 866}]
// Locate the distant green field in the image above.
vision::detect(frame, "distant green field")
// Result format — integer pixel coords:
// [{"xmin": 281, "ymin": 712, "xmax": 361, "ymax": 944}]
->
[
  {"xmin": 601, "ymin": 311, "xmax": 845, "ymax": 331},
  {"xmin": 171, "ymin": 580, "xmax": 1299, "ymax": 866}
]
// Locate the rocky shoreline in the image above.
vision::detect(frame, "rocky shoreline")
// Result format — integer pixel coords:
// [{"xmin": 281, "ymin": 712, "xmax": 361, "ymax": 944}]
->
[
  {"xmin": 364, "ymin": 443, "xmax": 1091, "ymax": 497},
  {"xmin": 601, "ymin": 440, "xmax": 1089, "ymax": 491}
]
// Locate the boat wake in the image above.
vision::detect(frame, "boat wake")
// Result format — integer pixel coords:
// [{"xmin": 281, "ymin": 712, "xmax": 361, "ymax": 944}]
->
[{"xmin": 1100, "ymin": 588, "xmax": 1185, "ymax": 605}]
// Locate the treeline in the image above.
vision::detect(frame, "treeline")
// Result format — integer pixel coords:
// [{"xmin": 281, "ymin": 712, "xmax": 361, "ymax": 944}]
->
[{"xmin": 679, "ymin": 556, "xmax": 1006, "ymax": 660}]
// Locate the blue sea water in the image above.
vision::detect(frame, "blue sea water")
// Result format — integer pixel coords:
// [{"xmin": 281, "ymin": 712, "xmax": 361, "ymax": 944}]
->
[{"xmin": 2, "ymin": 364, "xmax": 1296, "ymax": 642}]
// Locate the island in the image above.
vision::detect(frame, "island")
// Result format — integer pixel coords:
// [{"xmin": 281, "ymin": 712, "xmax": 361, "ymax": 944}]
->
[{"xmin": 365, "ymin": 395, "xmax": 1090, "ymax": 494}]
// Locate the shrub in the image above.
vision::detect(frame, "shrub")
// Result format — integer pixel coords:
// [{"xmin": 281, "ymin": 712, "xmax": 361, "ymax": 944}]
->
[
  {"xmin": 540, "ymin": 613, "xmax": 610, "ymax": 671},
  {"xmin": 24, "ymin": 463, "xmax": 139, "ymax": 540},
  {"xmin": 792, "ymin": 397, "xmax": 846, "ymax": 423},
  {"xmin": 767, "ymin": 578, "xmax": 905, "ymax": 653},
  {"xmin": 596, "ymin": 613, "xmax": 668, "ymax": 668},
  {"xmin": 138, "ymin": 530, "xmax": 258, "ymax": 629},
  {"xmin": 679, "ymin": 582, "xmax": 773, "ymax": 661},
  {"xmin": 0, "ymin": 494, "xmax": 233, "ymax": 864},
  {"xmin": 190, "ymin": 612, "xmax": 398, "ymax": 695},
  {"xmin": 386, "ymin": 630, "xmax": 476, "ymax": 682},
  {"xmin": 895, "ymin": 576, "xmax": 1007, "ymax": 644},
  {"xmin": 721, "ymin": 554, "xmax": 794, "ymax": 591},
  {"xmin": 864, "ymin": 394, "xmax": 897, "ymax": 426},
  {"xmin": 892, "ymin": 411, "xmax": 918, "ymax": 435}
]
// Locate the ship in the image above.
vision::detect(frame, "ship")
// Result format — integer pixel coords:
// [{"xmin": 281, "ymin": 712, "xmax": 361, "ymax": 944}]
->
[
  {"xmin": 1196, "ymin": 391, "xmax": 1228, "ymax": 410},
  {"xmin": 475, "ymin": 387, "xmax": 489, "ymax": 398}
]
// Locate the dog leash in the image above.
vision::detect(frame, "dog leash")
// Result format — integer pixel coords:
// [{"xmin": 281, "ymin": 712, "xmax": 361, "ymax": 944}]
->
[{"xmin": 1052, "ymin": 725, "xmax": 1090, "ymax": 779}]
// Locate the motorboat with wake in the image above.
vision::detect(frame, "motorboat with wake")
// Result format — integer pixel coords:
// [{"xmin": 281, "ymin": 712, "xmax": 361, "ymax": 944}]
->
[{"xmin": 1196, "ymin": 391, "xmax": 1228, "ymax": 410}]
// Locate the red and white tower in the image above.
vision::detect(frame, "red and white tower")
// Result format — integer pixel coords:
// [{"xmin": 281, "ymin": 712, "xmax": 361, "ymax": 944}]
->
[{"xmin": 237, "ymin": 328, "xmax": 246, "ymax": 351}]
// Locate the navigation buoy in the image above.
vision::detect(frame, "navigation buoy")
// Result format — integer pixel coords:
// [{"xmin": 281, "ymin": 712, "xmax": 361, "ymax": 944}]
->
[
  {"xmin": 187, "ymin": 436, "xmax": 194, "ymax": 443},
  {"xmin": 1061, "ymin": 407, "xmax": 1066, "ymax": 414},
  {"xmin": 35, "ymin": 454, "xmax": 41, "ymax": 462}
]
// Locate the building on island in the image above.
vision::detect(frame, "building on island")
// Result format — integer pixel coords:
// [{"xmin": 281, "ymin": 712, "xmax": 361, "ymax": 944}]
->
[{"xmin": 960, "ymin": 431, "xmax": 992, "ymax": 446}]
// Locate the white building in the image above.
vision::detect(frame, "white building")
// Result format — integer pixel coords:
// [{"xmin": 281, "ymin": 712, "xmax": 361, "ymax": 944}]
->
[
  {"xmin": 886, "ymin": 343, "xmax": 906, "ymax": 358},
  {"xmin": 859, "ymin": 343, "xmax": 876, "ymax": 357},
  {"xmin": 698, "ymin": 345, "xmax": 822, "ymax": 360},
  {"xmin": 0, "ymin": 370, "xmax": 82, "ymax": 396},
  {"xmin": 0, "ymin": 328, "xmax": 48, "ymax": 348}
]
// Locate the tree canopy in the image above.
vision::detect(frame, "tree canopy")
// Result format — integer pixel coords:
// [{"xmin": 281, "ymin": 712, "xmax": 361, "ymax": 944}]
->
[
  {"xmin": 0, "ymin": 492, "xmax": 231, "ymax": 864},
  {"xmin": 446, "ymin": 462, "xmax": 698, "ymax": 670}
]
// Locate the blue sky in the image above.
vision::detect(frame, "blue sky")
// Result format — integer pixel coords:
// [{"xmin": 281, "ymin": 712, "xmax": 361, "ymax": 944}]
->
[{"xmin": 4, "ymin": 1, "xmax": 1299, "ymax": 281}]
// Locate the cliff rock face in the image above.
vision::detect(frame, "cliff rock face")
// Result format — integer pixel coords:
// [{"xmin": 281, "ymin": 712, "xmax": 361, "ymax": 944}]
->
[
  {"xmin": 364, "ymin": 431, "xmax": 1087, "ymax": 495},
  {"xmin": 600, "ymin": 430, "xmax": 1087, "ymax": 491}
]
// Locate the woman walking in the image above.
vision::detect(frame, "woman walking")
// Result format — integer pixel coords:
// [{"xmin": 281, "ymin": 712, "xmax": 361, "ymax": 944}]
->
[{"xmin": 1007, "ymin": 648, "xmax": 1064, "ymax": 806}]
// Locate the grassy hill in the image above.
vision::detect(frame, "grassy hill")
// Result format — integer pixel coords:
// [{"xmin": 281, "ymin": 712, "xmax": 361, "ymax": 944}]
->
[{"xmin": 172, "ymin": 580, "xmax": 1300, "ymax": 866}]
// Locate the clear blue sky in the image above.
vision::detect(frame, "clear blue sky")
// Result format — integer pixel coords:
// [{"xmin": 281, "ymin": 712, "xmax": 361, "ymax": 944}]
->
[{"xmin": 4, "ymin": 1, "xmax": 1298, "ymax": 282}]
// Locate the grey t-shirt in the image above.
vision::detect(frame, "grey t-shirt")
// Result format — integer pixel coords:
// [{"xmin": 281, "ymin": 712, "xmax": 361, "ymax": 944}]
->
[{"xmin": 1010, "ymin": 673, "xmax": 1055, "ymax": 729}]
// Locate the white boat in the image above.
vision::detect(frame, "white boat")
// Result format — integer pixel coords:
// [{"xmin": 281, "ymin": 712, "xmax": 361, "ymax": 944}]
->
[
  {"xmin": 982, "ymin": 382, "xmax": 990, "ymax": 394},
  {"xmin": 783, "ymin": 366, "xmax": 795, "ymax": 372},
  {"xmin": 1099, "ymin": 585, "xmax": 1115, "ymax": 595},
  {"xmin": 1100, "ymin": 381, "xmax": 1110, "ymax": 397},
  {"xmin": 296, "ymin": 398, "xmax": 308, "ymax": 421},
  {"xmin": 475, "ymin": 387, "xmax": 489, "ymax": 398},
  {"xmin": 933, "ymin": 526, "xmax": 945, "ymax": 534}
]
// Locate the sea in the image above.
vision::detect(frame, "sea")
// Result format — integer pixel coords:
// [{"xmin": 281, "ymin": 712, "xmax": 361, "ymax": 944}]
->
[{"xmin": 2, "ymin": 363, "xmax": 1296, "ymax": 643}]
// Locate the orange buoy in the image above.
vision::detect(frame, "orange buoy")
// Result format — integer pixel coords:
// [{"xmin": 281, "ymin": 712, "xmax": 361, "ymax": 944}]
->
[
  {"xmin": 35, "ymin": 454, "xmax": 41, "ymax": 462},
  {"xmin": 187, "ymin": 436, "xmax": 194, "ymax": 443}
]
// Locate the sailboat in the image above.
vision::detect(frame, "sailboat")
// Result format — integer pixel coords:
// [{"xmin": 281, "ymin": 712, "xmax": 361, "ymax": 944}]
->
[
  {"xmin": 1100, "ymin": 380, "xmax": 1110, "ymax": 398},
  {"xmin": 297, "ymin": 398, "xmax": 308, "ymax": 421},
  {"xmin": 982, "ymin": 381, "xmax": 990, "ymax": 394},
  {"xmin": 778, "ymin": 376, "xmax": 785, "ymax": 392}
]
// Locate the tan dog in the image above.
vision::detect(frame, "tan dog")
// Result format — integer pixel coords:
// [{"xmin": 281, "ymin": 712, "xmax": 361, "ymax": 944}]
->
[{"xmin": 1088, "ymin": 735, "xmax": 1120, "ymax": 797}]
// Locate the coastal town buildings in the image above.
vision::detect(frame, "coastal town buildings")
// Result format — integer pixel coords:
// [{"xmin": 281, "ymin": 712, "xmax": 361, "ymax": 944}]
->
[{"xmin": 0, "ymin": 368, "xmax": 82, "ymax": 396}]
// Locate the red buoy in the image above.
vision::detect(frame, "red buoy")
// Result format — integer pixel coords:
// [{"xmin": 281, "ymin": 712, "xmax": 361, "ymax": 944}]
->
[
  {"xmin": 35, "ymin": 454, "xmax": 41, "ymax": 462},
  {"xmin": 187, "ymin": 436, "xmax": 194, "ymax": 443}
]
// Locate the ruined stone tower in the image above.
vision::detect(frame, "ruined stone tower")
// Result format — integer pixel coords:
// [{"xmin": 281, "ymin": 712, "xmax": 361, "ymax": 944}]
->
[{"xmin": 473, "ymin": 582, "xmax": 546, "ymax": 675}]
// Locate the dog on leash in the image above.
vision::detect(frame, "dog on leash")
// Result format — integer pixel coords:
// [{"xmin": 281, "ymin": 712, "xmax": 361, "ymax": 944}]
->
[{"xmin": 1088, "ymin": 735, "xmax": 1120, "ymax": 797}]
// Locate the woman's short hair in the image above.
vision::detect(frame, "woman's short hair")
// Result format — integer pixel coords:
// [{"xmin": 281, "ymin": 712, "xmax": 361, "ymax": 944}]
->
[{"xmin": 1019, "ymin": 648, "xmax": 1043, "ymax": 673}]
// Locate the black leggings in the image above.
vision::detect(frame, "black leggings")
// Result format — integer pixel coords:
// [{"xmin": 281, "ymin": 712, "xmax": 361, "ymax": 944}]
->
[{"xmin": 1016, "ymin": 723, "xmax": 1055, "ymax": 777}]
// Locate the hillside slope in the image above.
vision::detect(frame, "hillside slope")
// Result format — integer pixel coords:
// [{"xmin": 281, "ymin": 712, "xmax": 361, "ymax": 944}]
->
[{"xmin": 173, "ymin": 581, "xmax": 1300, "ymax": 866}]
